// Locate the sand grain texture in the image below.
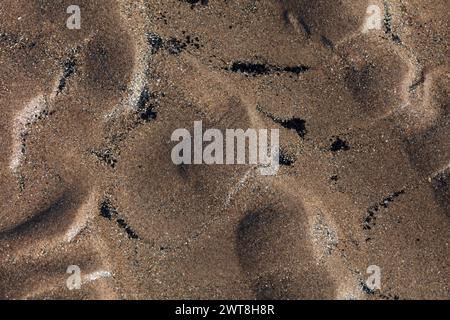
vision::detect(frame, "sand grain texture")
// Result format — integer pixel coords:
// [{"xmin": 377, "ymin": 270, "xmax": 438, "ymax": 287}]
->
[{"xmin": 0, "ymin": 0, "xmax": 449, "ymax": 299}]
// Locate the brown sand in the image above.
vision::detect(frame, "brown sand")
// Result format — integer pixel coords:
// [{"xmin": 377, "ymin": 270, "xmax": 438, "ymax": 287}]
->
[{"xmin": 0, "ymin": 0, "xmax": 448, "ymax": 299}]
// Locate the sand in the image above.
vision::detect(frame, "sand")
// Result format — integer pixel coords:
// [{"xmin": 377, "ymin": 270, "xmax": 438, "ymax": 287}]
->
[{"xmin": 0, "ymin": 0, "xmax": 448, "ymax": 299}]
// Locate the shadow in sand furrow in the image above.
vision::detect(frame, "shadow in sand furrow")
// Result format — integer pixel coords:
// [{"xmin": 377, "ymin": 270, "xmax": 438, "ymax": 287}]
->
[
  {"xmin": 0, "ymin": 244, "xmax": 107, "ymax": 299},
  {"xmin": 340, "ymin": 37, "xmax": 408, "ymax": 118},
  {"xmin": 0, "ymin": 191, "xmax": 85, "ymax": 246},
  {"xmin": 431, "ymin": 169, "xmax": 450, "ymax": 216},
  {"xmin": 281, "ymin": 0, "xmax": 368, "ymax": 43},
  {"xmin": 236, "ymin": 204, "xmax": 335, "ymax": 299}
]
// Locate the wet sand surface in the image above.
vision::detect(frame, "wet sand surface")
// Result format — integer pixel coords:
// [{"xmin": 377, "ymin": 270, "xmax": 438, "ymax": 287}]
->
[{"xmin": 0, "ymin": 0, "xmax": 448, "ymax": 299}]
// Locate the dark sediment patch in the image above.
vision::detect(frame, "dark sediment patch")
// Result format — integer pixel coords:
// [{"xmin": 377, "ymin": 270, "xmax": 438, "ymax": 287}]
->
[
  {"xmin": 229, "ymin": 61, "xmax": 310, "ymax": 76},
  {"xmin": 383, "ymin": 1, "xmax": 402, "ymax": 44},
  {"xmin": 363, "ymin": 190, "xmax": 406, "ymax": 230},
  {"xmin": 136, "ymin": 87, "xmax": 157, "ymax": 122},
  {"xmin": 147, "ymin": 32, "xmax": 163, "ymax": 54},
  {"xmin": 57, "ymin": 57, "xmax": 77, "ymax": 94},
  {"xmin": 91, "ymin": 148, "xmax": 118, "ymax": 168},
  {"xmin": 99, "ymin": 199, "xmax": 139, "ymax": 240},
  {"xmin": 279, "ymin": 150, "xmax": 296, "ymax": 166},
  {"xmin": 179, "ymin": 0, "xmax": 209, "ymax": 9},
  {"xmin": 256, "ymin": 105, "xmax": 307, "ymax": 139},
  {"xmin": 146, "ymin": 33, "xmax": 202, "ymax": 55},
  {"xmin": 330, "ymin": 137, "xmax": 350, "ymax": 152},
  {"xmin": 278, "ymin": 118, "xmax": 307, "ymax": 139}
]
